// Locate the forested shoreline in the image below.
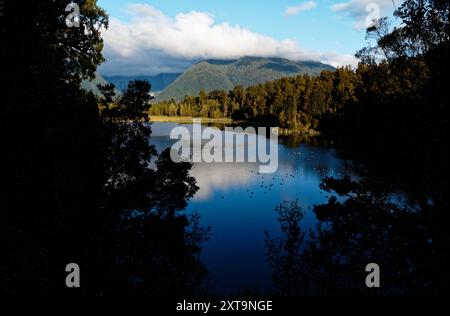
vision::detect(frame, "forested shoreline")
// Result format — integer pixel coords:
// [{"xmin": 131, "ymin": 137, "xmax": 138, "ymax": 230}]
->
[
  {"xmin": 149, "ymin": 66, "xmax": 358, "ymax": 135},
  {"xmin": 148, "ymin": 59, "xmax": 429, "ymax": 139}
]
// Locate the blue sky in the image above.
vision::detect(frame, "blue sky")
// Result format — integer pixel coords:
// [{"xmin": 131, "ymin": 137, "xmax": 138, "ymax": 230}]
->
[{"xmin": 97, "ymin": 0, "xmax": 401, "ymax": 75}]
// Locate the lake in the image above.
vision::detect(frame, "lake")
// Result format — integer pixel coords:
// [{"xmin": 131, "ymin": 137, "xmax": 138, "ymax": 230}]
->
[{"xmin": 150, "ymin": 122, "xmax": 347, "ymax": 295}]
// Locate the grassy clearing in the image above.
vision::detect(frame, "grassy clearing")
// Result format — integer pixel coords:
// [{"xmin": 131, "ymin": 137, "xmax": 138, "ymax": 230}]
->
[
  {"xmin": 148, "ymin": 116, "xmax": 319, "ymax": 137},
  {"xmin": 149, "ymin": 116, "xmax": 234, "ymax": 124}
]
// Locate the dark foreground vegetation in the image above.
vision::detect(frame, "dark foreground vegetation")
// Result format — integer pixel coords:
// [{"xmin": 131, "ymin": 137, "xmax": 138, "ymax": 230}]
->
[
  {"xmin": 1, "ymin": 1, "xmax": 209, "ymax": 295},
  {"xmin": 265, "ymin": 0, "xmax": 449, "ymax": 295}
]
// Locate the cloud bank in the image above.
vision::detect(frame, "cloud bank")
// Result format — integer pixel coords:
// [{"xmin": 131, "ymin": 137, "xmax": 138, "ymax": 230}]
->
[{"xmin": 100, "ymin": 4, "xmax": 358, "ymax": 76}]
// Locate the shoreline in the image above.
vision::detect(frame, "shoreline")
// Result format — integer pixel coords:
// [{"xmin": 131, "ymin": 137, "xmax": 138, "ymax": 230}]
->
[
  {"xmin": 149, "ymin": 116, "xmax": 234, "ymax": 124},
  {"xmin": 148, "ymin": 116, "xmax": 319, "ymax": 136}
]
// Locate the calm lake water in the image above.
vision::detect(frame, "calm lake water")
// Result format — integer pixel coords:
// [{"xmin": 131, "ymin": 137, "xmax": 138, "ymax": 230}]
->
[{"xmin": 150, "ymin": 122, "xmax": 347, "ymax": 295}]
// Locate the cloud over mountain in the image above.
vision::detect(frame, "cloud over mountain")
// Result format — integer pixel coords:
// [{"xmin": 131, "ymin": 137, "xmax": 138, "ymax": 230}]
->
[{"xmin": 100, "ymin": 4, "xmax": 358, "ymax": 76}]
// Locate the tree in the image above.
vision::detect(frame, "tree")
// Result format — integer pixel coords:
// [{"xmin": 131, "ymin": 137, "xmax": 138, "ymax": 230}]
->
[
  {"xmin": 120, "ymin": 80, "xmax": 153, "ymax": 120},
  {"xmin": 0, "ymin": 0, "xmax": 210, "ymax": 295},
  {"xmin": 316, "ymin": 0, "xmax": 449, "ymax": 294}
]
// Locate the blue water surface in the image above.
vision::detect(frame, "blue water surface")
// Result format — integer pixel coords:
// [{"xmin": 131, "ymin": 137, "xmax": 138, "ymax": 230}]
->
[{"xmin": 150, "ymin": 122, "xmax": 347, "ymax": 295}]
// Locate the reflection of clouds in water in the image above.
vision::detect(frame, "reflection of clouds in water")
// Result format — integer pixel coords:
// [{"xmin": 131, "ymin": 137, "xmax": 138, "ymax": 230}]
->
[
  {"xmin": 190, "ymin": 162, "xmax": 258, "ymax": 201},
  {"xmin": 189, "ymin": 150, "xmax": 343, "ymax": 202},
  {"xmin": 150, "ymin": 122, "xmax": 347, "ymax": 201}
]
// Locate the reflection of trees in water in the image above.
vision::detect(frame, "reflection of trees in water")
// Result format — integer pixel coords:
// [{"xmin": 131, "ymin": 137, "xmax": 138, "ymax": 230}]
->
[
  {"xmin": 265, "ymin": 201, "xmax": 306, "ymax": 296},
  {"xmin": 96, "ymin": 116, "xmax": 211, "ymax": 295},
  {"xmin": 279, "ymin": 135, "xmax": 320, "ymax": 148},
  {"xmin": 266, "ymin": 178, "xmax": 441, "ymax": 295}
]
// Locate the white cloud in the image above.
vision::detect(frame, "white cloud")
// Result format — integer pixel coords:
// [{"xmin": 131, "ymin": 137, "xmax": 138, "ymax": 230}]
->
[
  {"xmin": 284, "ymin": 1, "xmax": 317, "ymax": 16},
  {"xmin": 100, "ymin": 4, "xmax": 358, "ymax": 76},
  {"xmin": 322, "ymin": 53, "xmax": 359, "ymax": 68},
  {"xmin": 331, "ymin": 0, "xmax": 403, "ymax": 30}
]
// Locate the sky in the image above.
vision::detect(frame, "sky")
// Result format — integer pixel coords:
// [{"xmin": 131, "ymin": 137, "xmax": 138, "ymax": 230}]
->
[{"xmin": 97, "ymin": 0, "xmax": 403, "ymax": 76}]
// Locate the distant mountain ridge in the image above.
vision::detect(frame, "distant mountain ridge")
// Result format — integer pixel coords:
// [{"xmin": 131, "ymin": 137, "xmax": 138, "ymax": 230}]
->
[
  {"xmin": 103, "ymin": 73, "xmax": 181, "ymax": 92},
  {"xmin": 81, "ymin": 72, "xmax": 112, "ymax": 96},
  {"xmin": 155, "ymin": 57, "xmax": 335, "ymax": 102}
]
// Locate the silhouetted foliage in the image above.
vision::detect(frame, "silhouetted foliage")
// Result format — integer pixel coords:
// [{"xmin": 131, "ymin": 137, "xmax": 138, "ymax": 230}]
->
[
  {"xmin": 327, "ymin": 0, "xmax": 449, "ymax": 265},
  {"xmin": 0, "ymin": 0, "xmax": 209, "ymax": 295},
  {"xmin": 266, "ymin": 0, "xmax": 449, "ymax": 296},
  {"xmin": 266, "ymin": 190, "xmax": 437, "ymax": 295}
]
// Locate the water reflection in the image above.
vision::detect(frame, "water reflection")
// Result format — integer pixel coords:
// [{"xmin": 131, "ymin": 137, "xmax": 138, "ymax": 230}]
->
[{"xmin": 150, "ymin": 122, "xmax": 348, "ymax": 294}]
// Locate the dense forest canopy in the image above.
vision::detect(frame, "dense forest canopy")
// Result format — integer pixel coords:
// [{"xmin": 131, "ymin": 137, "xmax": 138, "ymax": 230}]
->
[{"xmin": 150, "ymin": 67, "xmax": 358, "ymax": 133}]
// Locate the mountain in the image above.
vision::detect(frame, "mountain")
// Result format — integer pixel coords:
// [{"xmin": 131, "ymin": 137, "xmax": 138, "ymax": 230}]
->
[
  {"xmin": 103, "ymin": 73, "xmax": 181, "ymax": 92},
  {"xmin": 81, "ymin": 72, "xmax": 111, "ymax": 96},
  {"xmin": 155, "ymin": 57, "xmax": 335, "ymax": 102}
]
